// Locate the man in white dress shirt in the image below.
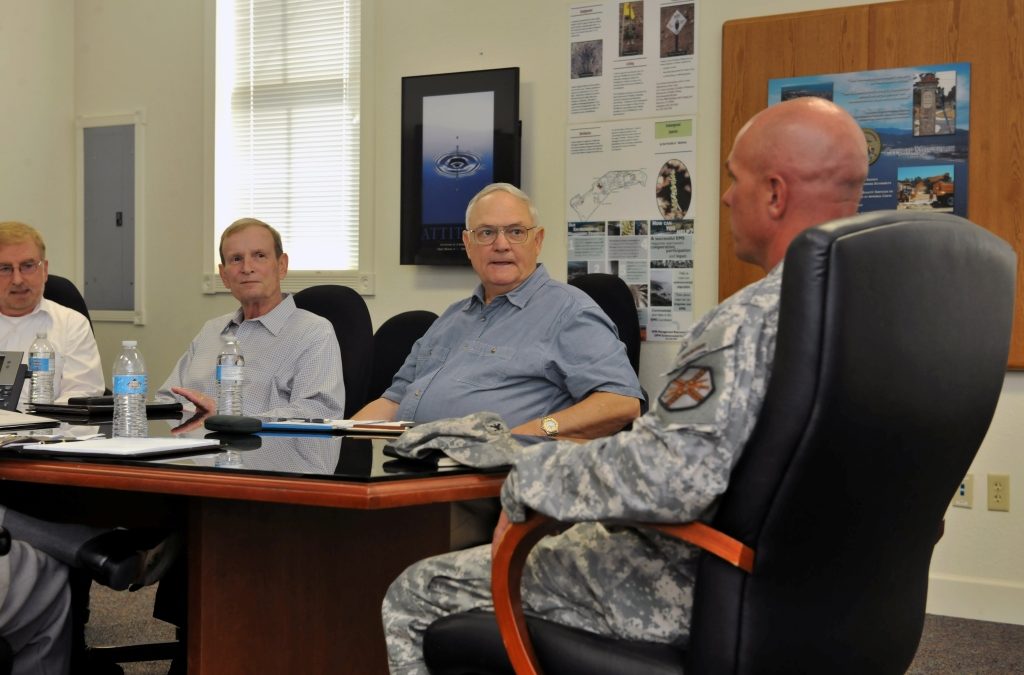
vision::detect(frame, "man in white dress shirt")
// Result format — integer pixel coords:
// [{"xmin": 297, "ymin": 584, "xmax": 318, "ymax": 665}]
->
[
  {"xmin": 0, "ymin": 222, "xmax": 105, "ymax": 407},
  {"xmin": 0, "ymin": 223, "xmax": 177, "ymax": 673}
]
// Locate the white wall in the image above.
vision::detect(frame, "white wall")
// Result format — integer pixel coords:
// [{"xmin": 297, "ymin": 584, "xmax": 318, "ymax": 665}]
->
[
  {"xmin": 0, "ymin": 1, "xmax": 75, "ymax": 273},
  {"xmin": 2, "ymin": 0, "xmax": 1019, "ymax": 623}
]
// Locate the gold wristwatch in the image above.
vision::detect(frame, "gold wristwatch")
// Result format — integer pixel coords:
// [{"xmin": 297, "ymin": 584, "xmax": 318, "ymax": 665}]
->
[{"xmin": 541, "ymin": 416, "xmax": 559, "ymax": 437}]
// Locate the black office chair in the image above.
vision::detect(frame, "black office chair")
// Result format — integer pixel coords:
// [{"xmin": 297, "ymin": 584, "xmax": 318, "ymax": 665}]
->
[
  {"xmin": 43, "ymin": 275, "xmax": 92, "ymax": 329},
  {"xmin": 422, "ymin": 211, "xmax": 1016, "ymax": 674},
  {"xmin": 569, "ymin": 272, "xmax": 646, "ymax": 417},
  {"xmin": 568, "ymin": 273, "xmax": 640, "ymax": 375},
  {"xmin": 294, "ymin": 284, "xmax": 374, "ymax": 418},
  {"xmin": 366, "ymin": 310, "xmax": 438, "ymax": 402},
  {"xmin": 42, "ymin": 275, "xmax": 107, "ymax": 398}
]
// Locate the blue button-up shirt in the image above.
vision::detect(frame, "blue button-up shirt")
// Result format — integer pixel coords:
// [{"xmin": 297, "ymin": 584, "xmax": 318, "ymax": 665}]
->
[{"xmin": 385, "ymin": 265, "xmax": 643, "ymax": 427}]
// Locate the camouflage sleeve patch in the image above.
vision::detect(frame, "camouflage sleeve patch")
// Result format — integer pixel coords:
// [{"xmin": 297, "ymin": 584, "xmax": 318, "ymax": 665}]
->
[{"xmin": 655, "ymin": 323, "xmax": 738, "ymax": 431}]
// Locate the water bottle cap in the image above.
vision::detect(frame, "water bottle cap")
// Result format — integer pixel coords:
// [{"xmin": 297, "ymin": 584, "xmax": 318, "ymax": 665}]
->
[{"xmin": 121, "ymin": 340, "xmax": 138, "ymax": 348}]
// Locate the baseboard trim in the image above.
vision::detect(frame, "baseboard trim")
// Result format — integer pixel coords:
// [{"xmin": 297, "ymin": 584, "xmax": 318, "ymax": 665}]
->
[{"xmin": 927, "ymin": 573, "xmax": 1024, "ymax": 625}]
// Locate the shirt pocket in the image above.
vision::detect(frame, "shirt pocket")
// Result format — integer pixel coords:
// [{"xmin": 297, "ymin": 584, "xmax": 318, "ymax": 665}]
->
[
  {"xmin": 415, "ymin": 344, "xmax": 451, "ymax": 379},
  {"xmin": 453, "ymin": 340, "xmax": 516, "ymax": 388}
]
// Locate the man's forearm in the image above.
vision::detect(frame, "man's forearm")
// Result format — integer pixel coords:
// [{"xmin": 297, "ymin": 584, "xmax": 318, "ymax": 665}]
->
[
  {"xmin": 511, "ymin": 391, "xmax": 641, "ymax": 439},
  {"xmin": 352, "ymin": 397, "xmax": 400, "ymax": 421}
]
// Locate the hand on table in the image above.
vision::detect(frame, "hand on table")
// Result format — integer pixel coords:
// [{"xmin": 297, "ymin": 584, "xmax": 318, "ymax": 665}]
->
[
  {"xmin": 168, "ymin": 387, "xmax": 217, "ymax": 435},
  {"xmin": 171, "ymin": 387, "xmax": 216, "ymax": 414},
  {"xmin": 170, "ymin": 409, "xmax": 211, "ymax": 435}
]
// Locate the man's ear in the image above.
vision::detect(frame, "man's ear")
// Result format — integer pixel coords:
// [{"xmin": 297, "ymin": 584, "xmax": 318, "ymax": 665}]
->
[
  {"xmin": 767, "ymin": 175, "xmax": 787, "ymax": 219},
  {"xmin": 462, "ymin": 230, "xmax": 472, "ymax": 259},
  {"xmin": 277, "ymin": 252, "xmax": 289, "ymax": 278}
]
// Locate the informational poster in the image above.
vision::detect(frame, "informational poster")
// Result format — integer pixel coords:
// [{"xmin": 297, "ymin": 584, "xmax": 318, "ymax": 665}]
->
[
  {"xmin": 566, "ymin": 116, "xmax": 695, "ymax": 341},
  {"xmin": 569, "ymin": 1, "xmax": 698, "ymax": 123},
  {"xmin": 769, "ymin": 62, "xmax": 970, "ymax": 216}
]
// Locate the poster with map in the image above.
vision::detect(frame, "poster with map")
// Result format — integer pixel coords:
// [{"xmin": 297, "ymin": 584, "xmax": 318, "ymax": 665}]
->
[{"xmin": 566, "ymin": 116, "xmax": 695, "ymax": 341}]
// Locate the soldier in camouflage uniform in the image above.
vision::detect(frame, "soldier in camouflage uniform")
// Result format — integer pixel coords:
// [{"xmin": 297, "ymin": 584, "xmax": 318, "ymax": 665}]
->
[{"xmin": 383, "ymin": 96, "xmax": 869, "ymax": 674}]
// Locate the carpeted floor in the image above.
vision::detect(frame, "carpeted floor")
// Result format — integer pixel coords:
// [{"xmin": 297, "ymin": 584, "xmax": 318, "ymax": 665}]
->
[
  {"xmin": 907, "ymin": 614, "xmax": 1024, "ymax": 674},
  {"xmin": 85, "ymin": 584, "xmax": 1024, "ymax": 674},
  {"xmin": 85, "ymin": 585, "xmax": 174, "ymax": 674}
]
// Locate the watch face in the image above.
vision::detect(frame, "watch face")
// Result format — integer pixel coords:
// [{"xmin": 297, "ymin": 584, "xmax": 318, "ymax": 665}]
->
[{"xmin": 542, "ymin": 417, "xmax": 558, "ymax": 435}]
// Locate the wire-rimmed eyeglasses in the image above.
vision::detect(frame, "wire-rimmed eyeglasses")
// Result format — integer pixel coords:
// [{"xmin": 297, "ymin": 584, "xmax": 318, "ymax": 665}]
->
[
  {"xmin": 0, "ymin": 260, "xmax": 43, "ymax": 278},
  {"xmin": 465, "ymin": 225, "xmax": 538, "ymax": 246}
]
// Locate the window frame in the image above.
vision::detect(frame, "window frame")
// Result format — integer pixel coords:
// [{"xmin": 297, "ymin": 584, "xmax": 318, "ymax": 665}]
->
[{"xmin": 202, "ymin": 0, "xmax": 374, "ymax": 296}]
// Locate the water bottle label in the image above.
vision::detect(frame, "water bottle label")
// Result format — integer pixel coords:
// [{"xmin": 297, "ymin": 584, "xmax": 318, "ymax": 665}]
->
[
  {"xmin": 113, "ymin": 374, "xmax": 149, "ymax": 396},
  {"xmin": 29, "ymin": 356, "xmax": 52, "ymax": 372},
  {"xmin": 216, "ymin": 365, "xmax": 244, "ymax": 383}
]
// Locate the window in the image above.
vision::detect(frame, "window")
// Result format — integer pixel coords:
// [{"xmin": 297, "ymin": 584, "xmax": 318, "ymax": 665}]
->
[{"xmin": 212, "ymin": 0, "xmax": 362, "ymax": 290}]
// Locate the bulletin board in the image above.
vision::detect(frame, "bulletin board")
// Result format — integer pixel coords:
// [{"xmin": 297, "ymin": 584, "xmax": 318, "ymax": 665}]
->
[{"xmin": 719, "ymin": 0, "xmax": 1024, "ymax": 368}]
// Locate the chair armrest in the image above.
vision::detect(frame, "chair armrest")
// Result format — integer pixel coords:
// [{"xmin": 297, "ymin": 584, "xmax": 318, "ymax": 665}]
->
[{"xmin": 490, "ymin": 513, "xmax": 755, "ymax": 675}]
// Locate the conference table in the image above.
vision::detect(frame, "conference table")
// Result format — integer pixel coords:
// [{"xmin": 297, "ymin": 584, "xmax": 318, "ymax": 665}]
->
[{"xmin": 0, "ymin": 415, "xmax": 507, "ymax": 673}]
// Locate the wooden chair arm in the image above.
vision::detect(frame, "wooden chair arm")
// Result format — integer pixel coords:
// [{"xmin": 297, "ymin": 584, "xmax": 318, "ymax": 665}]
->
[
  {"xmin": 491, "ymin": 513, "xmax": 566, "ymax": 675},
  {"xmin": 490, "ymin": 514, "xmax": 755, "ymax": 675}
]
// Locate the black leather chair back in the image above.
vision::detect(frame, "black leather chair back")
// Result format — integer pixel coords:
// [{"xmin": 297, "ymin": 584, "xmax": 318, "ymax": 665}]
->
[
  {"xmin": 367, "ymin": 310, "xmax": 437, "ymax": 402},
  {"xmin": 568, "ymin": 273, "xmax": 641, "ymax": 375},
  {"xmin": 293, "ymin": 285, "xmax": 373, "ymax": 418},
  {"xmin": 43, "ymin": 274, "xmax": 92, "ymax": 329},
  {"xmin": 687, "ymin": 211, "xmax": 1016, "ymax": 674}
]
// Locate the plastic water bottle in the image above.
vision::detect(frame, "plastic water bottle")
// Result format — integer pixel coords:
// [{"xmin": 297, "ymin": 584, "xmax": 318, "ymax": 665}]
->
[
  {"xmin": 28, "ymin": 332, "xmax": 56, "ymax": 405},
  {"xmin": 112, "ymin": 340, "xmax": 148, "ymax": 437},
  {"xmin": 216, "ymin": 335, "xmax": 244, "ymax": 415}
]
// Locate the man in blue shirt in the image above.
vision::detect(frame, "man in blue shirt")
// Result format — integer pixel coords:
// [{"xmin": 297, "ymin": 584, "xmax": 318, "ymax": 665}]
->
[{"xmin": 355, "ymin": 183, "xmax": 643, "ymax": 440}]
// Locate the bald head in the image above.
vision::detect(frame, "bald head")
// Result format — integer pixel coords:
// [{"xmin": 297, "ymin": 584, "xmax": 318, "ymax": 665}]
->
[{"xmin": 723, "ymin": 97, "xmax": 868, "ymax": 270}]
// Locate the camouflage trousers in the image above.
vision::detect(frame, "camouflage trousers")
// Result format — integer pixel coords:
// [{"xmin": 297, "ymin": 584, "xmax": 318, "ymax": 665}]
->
[{"xmin": 382, "ymin": 521, "xmax": 696, "ymax": 675}]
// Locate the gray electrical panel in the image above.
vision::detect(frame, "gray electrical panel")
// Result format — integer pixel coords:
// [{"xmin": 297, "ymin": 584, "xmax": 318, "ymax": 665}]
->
[{"xmin": 83, "ymin": 124, "xmax": 135, "ymax": 311}]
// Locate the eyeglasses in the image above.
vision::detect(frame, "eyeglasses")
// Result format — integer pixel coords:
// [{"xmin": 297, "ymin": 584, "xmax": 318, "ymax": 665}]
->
[
  {"xmin": 0, "ymin": 260, "xmax": 43, "ymax": 278},
  {"xmin": 465, "ymin": 225, "xmax": 538, "ymax": 246}
]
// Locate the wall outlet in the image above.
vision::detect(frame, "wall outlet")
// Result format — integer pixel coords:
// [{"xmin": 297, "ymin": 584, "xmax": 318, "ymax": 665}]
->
[
  {"xmin": 987, "ymin": 474, "xmax": 1010, "ymax": 512},
  {"xmin": 952, "ymin": 474, "xmax": 973, "ymax": 508}
]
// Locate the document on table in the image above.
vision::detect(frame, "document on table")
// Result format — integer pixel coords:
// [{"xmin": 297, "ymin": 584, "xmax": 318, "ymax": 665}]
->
[{"xmin": 15, "ymin": 437, "xmax": 221, "ymax": 457}]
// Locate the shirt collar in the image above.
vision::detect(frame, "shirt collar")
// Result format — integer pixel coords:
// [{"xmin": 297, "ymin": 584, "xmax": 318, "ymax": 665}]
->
[
  {"xmin": 225, "ymin": 293, "xmax": 296, "ymax": 337},
  {"xmin": 465, "ymin": 264, "xmax": 550, "ymax": 311},
  {"xmin": 0, "ymin": 298, "xmax": 49, "ymax": 321}
]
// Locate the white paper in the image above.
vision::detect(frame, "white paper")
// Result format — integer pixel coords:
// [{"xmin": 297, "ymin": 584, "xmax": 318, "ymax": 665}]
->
[{"xmin": 18, "ymin": 437, "xmax": 220, "ymax": 457}]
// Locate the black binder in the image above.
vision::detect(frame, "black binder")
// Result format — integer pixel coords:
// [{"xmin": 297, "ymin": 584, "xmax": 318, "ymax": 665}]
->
[{"xmin": 30, "ymin": 396, "xmax": 183, "ymax": 421}]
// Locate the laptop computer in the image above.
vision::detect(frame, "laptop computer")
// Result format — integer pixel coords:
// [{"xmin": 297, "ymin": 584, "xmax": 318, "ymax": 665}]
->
[{"xmin": 0, "ymin": 351, "xmax": 27, "ymax": 412}]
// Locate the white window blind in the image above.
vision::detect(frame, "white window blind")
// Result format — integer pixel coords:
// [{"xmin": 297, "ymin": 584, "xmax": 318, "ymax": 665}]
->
[{"xmin": 215, "ymin": 0, "xmax": 360, "ymax": 272}]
